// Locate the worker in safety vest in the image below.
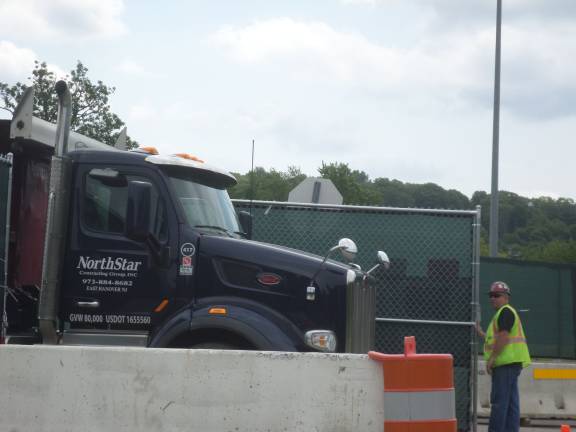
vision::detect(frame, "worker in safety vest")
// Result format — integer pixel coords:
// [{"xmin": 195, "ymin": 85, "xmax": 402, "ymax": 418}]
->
[{"xmin": 477, "ymin": 281, "xmax": 531, "ymax": 432}]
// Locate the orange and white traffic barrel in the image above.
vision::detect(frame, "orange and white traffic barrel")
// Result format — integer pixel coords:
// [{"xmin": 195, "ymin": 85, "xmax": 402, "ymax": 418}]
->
[{"xmin": 369, "ymin": 336, "xmax": 457, "ymax": 432}]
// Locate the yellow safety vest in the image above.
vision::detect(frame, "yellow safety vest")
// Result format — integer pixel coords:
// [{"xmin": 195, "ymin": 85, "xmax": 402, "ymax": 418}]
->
[{"xmin": 484, "ymin": 304, "xmax": 531, "ymax": 368}]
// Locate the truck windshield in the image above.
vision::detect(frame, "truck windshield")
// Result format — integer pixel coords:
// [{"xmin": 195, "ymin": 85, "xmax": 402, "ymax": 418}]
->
[{"xmin": 166, "ymin": 171, "xmax": 240, "ymax": 235}]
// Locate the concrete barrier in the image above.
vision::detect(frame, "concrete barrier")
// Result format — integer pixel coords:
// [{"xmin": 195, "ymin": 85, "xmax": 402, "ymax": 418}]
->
[
  {"xmin": 0, "ymin": 346, "xmax": 384, "ymax": 432},
  {"xmin": 478, "ymin": 359, "xmax": 576, "ymax": 420}
]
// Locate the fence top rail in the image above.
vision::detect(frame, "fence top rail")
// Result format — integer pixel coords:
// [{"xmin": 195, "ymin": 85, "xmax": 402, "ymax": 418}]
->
[
  {"xmin": 481, "ymin": 256, "xmax": 576, "ymax": 271},
  {"xmin": 232, "ymin": 199, "xmax": 479, "ymax": 217}
]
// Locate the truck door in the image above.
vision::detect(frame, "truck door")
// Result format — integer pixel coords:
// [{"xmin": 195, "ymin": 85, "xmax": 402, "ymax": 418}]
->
[{"xmin": 60, "ymin": 164, "xmax": 175, "ymax": 343}]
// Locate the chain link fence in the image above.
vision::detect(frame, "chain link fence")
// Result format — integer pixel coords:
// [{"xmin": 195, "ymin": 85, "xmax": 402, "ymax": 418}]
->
[
  {"xmin": 481, "ymin": 257, "xmax": 576, "ymax": 359},
  {"xmin": 233, "ymin": 199, "xmax": 481, "ymax": 431}
]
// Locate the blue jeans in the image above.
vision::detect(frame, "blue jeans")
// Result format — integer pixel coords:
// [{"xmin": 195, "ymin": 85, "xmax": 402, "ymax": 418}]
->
[{"xmin": 489, "ymin": 363, "xmax": 522, "ymax": 432}]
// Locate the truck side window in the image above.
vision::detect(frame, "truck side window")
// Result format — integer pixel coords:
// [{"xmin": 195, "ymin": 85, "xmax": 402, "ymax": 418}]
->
[{"xmin": 83, "ymin": 172, "xmax": 167, "ymax": 240}]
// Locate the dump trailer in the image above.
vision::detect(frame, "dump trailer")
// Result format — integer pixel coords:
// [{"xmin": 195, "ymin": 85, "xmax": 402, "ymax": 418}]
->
[{"xmin": 0, "ymin": 81, "xmax": 388, "ymax": 352}]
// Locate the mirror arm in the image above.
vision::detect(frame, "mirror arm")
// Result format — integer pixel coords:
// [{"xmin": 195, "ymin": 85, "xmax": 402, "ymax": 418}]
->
[
  {"xmin": 366, "ymin": 252, "xmax": 391, "ymax": 276},
  {"xmin": 308, "ymin": 245, "xmax": 345, "ymax": 287},
  {"xmin": 366, "ymin": 263, "xmax": 381, "ymax": 276}
]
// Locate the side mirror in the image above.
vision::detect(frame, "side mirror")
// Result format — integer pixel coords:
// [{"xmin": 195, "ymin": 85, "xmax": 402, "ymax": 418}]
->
[
  {"xmin": 126, "ymin": 181, "xmax": 152, "ymax": 241},
  {"xmin": 308, "ymin": 237, "xmax": 360, "ymax": 293},
  {"xmin": 366, "ymin": 250, "xmax": 391, "ymax": 276},
  {"xmin": 337, "ymin": 238, "xmax": 357, "ymax": 263},
  {"xmin": 238, "ymin": 211, "xmax": 253, "ymax": 239}
]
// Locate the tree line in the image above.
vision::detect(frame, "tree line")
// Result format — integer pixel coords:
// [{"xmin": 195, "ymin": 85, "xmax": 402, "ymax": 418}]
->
[{"xmin": 229, "ymin": 162, "xmax": 576, "ymax": 264}]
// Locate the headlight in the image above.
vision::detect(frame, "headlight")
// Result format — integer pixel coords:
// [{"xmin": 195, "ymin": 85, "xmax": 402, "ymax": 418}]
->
[{"xmin": 305, "ymin": 330, "xmax": 337, "ymax": 352}]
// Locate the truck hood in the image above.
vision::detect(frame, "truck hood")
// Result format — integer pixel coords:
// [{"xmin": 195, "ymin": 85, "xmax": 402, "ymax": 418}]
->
[
  {"xmin": 194, "ymin": 235, "xmax": 352, "ymax": 349},
  {"xmin": 198, "ymin": 235, "xmax": 353, "ymax": 286}
]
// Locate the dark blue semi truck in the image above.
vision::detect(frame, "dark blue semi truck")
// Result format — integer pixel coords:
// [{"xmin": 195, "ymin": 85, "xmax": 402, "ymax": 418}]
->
[{"xmin": 0, "ymin": 82, "xmax": 388, "ymax": 353}]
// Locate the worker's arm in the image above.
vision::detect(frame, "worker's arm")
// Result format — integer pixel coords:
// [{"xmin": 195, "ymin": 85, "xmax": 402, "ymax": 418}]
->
[
  {"xmin": 486, "ymin": 330, "xmax": 509, "ymax": 374},
  {"xmin": 475, "ymin": 322, "xmax": 486, "ymax": 339}
]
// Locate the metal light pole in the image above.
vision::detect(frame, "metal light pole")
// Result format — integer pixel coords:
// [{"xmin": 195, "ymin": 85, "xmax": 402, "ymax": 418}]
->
[{"xmin": 489, "ymin": 0, "xmax": 502, "ymax": 257}]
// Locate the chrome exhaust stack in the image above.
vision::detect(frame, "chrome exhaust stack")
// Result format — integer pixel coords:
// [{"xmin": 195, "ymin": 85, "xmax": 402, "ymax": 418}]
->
[{"xmin": 38, "ymin": 81, "xmax": 73, "ymax": 344}]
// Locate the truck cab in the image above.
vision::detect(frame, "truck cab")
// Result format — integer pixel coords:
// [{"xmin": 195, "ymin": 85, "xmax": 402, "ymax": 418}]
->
[{"xmin": 1, "ymin": 83, "xmax": 389, "ymax": 353}]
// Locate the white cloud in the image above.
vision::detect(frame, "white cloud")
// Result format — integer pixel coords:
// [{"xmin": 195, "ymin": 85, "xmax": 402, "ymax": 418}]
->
[
  {"xmin": 0, "ymin": 41, "xmax": 37, "ymax": 81},
  {"xmin": 0, "ymin": 41, "xmax": 68, "ymax": 84},
  {"xmin": 46, "ymin": 63, "xmax": 68, "ymax": 81},
  {"xmin": 340, "ymin": 0, "xmax": 379, "ymax": 5},
  {"xmin": 213, "ymin": 19, "xmax": 396, "ymax": 81},
  {"xmin": 340, "ymin": 0, "xmax": 576, "ymax": 22},
  {"xmin": 497, "ymin": 23, "xmax": 576, "ymax": 118},
  {"xmin": 128, "ymin": 101, "xmax": 213, "ymax": 127},
  {"xmin": 118, "ymin": 59, "xmax": 145, "ymax": 75},
  {"xmin": 213, "ymin": 17, "xmax": 576, "ymax": 119},
  {"xmin": 213, "ymin": 19, "xmax": 490, "ymax": 93},
  {"xmin": 507, "ymin": 24, "xmax": 576, "ymax": 85},
  {"xmin": 128, "ymin": 103, "xmax": 157, "ymax": 122},
  {"xmin": 0, "ymin": 0, "xmax": 126, "ymax": 41}
]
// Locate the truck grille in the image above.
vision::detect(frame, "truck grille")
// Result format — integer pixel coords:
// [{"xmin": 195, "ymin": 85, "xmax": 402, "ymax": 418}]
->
[{"xmin": 345, "ymin": 275, "xmax": 376, "ymax": 353}]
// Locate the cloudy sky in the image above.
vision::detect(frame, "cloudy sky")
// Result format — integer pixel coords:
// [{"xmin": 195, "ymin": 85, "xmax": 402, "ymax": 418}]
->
[{"xmin": 1, "ymin": 0, "xmax": 575, "ymax": 199}]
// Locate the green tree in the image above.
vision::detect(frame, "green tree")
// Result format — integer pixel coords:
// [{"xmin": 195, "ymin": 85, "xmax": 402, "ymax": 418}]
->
[
  {"xmin": 0, "ymin": 60, "xmax": 137, "ymax": 148},
  {"xmin": 407, "ymin": 182, "xmax": 470, "ymax": 209},
  {"xmin": 318, "ymin": 162, "xmax": 358, "ymax": 204},
  {"xmin": 285, "ymin": 166, "xmax": 307, "ymax": 193},
  {"xmin": 372, "ymin": 178, "xmax": 416, "ymax": 207},
  {"xmin": 318, "ymin": 162, "xmax": 376, "ymax": 205},
  {"xmin": 229, "ymin": 166, "xmax": 306, "ymax": 201},
  {"xmin": 373, "ymin": 178, "xmax": 470, "ymax": 209},
  {"xmin": 479, "ymin": 235, "xmax": 491, "ymax": 256},
  {"xmin": 472, "ymin": 191, "xmax": 576, "ymax": 261},
  {"xmin": 522, "ymin": 240, "xmax": 576, "ymax": 264}
]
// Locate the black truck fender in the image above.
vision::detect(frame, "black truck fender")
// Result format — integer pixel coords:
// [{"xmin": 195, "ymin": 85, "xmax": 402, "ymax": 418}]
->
[{"xmin": 148, "ymin": 300, "xmax": 303, "ymax": 351}]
